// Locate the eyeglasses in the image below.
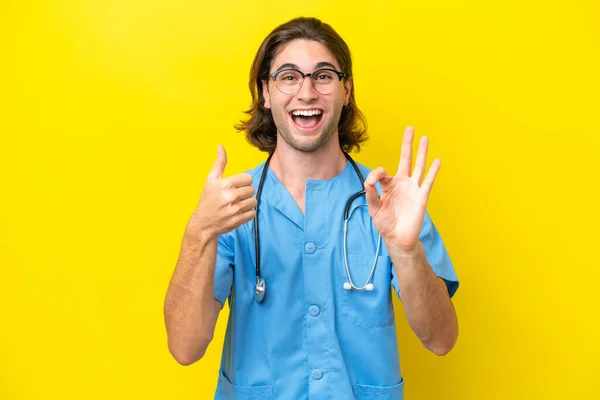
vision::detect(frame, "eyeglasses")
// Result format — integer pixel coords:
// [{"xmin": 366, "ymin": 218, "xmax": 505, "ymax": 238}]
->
[{"xmin": 269, "ymin": 68, "xmax": 347, "ymax": 95}]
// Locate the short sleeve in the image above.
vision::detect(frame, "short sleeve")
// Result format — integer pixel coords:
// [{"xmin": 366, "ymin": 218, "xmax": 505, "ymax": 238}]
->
[
  {"xmin": 214, "ymin": 233, "xmax": 234, "ymax": 308},
  {"xmin": 391, "ymin": 210, "xmax": 459, "ymax": 299}
]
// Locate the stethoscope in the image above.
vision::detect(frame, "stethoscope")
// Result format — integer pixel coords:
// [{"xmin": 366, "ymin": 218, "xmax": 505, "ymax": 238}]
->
[{"xmin": 253, "ymin": 152, "xmax": 381, "ymax": 302}]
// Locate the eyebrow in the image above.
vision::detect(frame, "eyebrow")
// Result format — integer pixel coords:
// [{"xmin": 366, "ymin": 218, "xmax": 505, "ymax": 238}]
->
[{"xmin": 274, "ymin": 61, "xmax": 339, "ymax": 72}]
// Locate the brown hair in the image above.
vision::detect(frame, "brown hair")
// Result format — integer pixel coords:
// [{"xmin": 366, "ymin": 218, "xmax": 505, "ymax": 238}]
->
[{"xmin": 234, "ymin": 17, "xmax": 368, "ymax": 154}]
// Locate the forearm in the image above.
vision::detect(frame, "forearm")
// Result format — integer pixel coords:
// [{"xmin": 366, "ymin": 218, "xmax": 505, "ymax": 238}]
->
[
  {"xmin": 388, "ymin": 241, "xmax": 458, "ymax": 355},
  {"xmin": 164, "ymin": 229, "xmax": 219, "ymax": 365}
]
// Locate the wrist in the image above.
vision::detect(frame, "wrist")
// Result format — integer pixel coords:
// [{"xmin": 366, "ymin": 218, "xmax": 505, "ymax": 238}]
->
[
  {"xmin": 385, "ymin": 240, "xmax": 425, "ymax": 267},
  {"xmin": 185, "ymin": 217, "xmax": 219, "ymax": 245}
]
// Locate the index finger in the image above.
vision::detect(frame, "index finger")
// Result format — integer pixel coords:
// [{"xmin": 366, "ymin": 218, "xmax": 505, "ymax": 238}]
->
[
  {"xmin": 397, "ymin": 126, "xmax": 414, "ymax": 177},
  {"xmin": 222, "ymin": 172, "xmax": 253, "ymax": 188}
]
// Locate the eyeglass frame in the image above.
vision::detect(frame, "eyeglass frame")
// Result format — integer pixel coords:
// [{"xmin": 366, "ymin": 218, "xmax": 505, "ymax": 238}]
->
[{"xmin": 268, "ymin": 67, "xmax": 349, "ymax": 95}]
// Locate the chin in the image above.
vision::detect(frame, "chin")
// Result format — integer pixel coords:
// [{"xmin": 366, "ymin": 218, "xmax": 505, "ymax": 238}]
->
[
  {"xmin": 273, "ymin": 109, "xmax": 338, "ymax": 153},
  {"xmin": 286, "ymin": 128, "xmax": 336, "ymax": 153}
]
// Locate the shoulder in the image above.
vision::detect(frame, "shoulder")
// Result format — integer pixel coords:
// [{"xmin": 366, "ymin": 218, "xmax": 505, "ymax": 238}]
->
[
  {"xmin": 352, "ymin": 159, "xmax": 374, "ymax": 176},
  {"xmin": 243, "ymin": 161, "xmax": 268, "ymax": 188}
]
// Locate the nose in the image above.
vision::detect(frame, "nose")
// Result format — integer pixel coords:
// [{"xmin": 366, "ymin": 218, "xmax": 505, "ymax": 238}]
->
[{"xmin": 296, "ymin": 76, "xmax": 319, "ymax": 102}]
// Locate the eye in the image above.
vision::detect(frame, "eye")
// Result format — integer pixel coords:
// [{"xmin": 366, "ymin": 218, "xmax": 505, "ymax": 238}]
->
[
  {"xmin": 314, "ymin": 70, "xmax": 335, "ymax": 81},
  {"xmin": 277, "ymin": 70, "xmax": 301, "ymax": 82}
]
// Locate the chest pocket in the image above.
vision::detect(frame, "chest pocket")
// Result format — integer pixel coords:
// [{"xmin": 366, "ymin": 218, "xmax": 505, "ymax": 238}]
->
[{"xmin": 341, "ymin": 254, "xmax": 394, "ymax": 328}]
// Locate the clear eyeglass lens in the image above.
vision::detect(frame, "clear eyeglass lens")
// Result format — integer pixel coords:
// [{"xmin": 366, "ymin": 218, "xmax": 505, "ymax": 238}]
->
[{"xmin": 275, "ymin": 69, "xmax": 339, "ymax": 95}]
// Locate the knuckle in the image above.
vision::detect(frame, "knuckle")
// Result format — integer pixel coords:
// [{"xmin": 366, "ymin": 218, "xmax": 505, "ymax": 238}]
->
[
  {"xmin": 222, "ymin": 191, "xmax": 235, "ymax": 204},
  {"xmin": 220, "ymin": 179, "xmax": 232, "ymax": 189}
]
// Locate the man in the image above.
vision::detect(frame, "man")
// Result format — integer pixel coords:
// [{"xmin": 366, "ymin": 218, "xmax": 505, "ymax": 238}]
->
[{"xmin": 164, "ymin": 17, "xmax": 459, "ymax": 400}]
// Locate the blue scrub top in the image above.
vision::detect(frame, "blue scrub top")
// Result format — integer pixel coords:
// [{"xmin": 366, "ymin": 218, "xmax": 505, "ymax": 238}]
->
[{"xmin": 213, "ymin": 159, "xmax": 459, "ymax": 400}]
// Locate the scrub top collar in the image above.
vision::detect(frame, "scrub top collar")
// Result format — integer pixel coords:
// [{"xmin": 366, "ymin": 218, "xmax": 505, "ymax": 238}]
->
[{"xmin": 266, "ymin": 159, "xmax": 356, "ymax": 231}]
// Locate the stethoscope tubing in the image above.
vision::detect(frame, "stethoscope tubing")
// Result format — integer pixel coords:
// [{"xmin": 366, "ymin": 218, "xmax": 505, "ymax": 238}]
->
[{"xmin": 253, "ymin": 152, "xmax": 380, "ymax": 302}]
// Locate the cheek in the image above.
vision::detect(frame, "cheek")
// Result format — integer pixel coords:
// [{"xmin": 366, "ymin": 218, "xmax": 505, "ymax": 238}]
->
[
  {"xmin": 269, "ymin": 101, "xmax": 290, "ymax": 126},
  {"xmin": 331, "ymin": 96, "xmax": 346, "ymax": 114},
  {"xmin": 272, "ymin": 108, "xmax": 289, "ymax": 126},
  {"xmin": 270, "ymin": 95, "xmax": 291, "ymax": 114}
]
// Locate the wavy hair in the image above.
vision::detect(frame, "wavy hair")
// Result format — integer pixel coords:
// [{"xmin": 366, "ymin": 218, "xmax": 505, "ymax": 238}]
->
[{"xmin": 234, "ymin": 17, "xmax": 368, "ymax": 154}]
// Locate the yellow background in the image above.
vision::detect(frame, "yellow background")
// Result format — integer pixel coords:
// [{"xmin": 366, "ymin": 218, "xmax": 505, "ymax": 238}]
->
[{"xmin": 1, "ymin": 0, "xmax": 599, "ymax": 399}]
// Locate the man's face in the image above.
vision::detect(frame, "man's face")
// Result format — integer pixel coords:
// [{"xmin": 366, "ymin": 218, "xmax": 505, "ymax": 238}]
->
[{"xmin": 262, "ymin": 39, "xmax": 352, "ymax": 153}]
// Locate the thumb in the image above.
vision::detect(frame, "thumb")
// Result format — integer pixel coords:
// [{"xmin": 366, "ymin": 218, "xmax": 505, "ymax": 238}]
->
[
  {"xmin": 208, "ymin": 145, "xmax": 227, "ymax": 180},
  {"xmin": 364, "ymin": 181, "xmax": 381, "ymax": 216}
]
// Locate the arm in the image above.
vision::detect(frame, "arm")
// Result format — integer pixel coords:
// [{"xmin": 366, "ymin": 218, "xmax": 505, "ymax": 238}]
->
[
  {"xmin": 363, "ymin": 126, "xmax": 459, "ymax": 356},
  {"xmin": 164, "ymin": 230, "xmax": 223, "ymax": 365},
  {"xmin": 163, "ymin": 145, "xmax": 256, "ymax": 366},
  {"xmin": 388, "ymin": 240, "xmax": 458, "ymax": 355}
]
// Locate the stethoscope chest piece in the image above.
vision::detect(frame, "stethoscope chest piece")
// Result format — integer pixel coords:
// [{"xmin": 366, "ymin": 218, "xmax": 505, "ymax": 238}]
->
[{"xmin": 254, "ymin": 278, "xmax": 266, "ymax": 302}]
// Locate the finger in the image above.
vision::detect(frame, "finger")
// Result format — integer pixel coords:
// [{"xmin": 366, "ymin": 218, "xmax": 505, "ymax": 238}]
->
[
  {"xmin": 421, "ymin": 158, "xmax": 441, "ymax": 198},
  {"xmin": 364, "ymin": 180, "xmax": 381, "ymax": 216},
  {"xmin": 207, "ymin": 145, "xmax": 227, "ymax": 181},
  {"xmin": 231, "ymin": 185, "xmax": 256, "ymax": 202},
  {"xmin": 364, "ymin": 167, "xmax": 392, "ymax": 216},
  {"xmin": 412, "ymin": 136, "xmax": 429, "ymax": 185},
  {"xmin": 223, "ymin": 172, "xmax": 253, "ymax": 188},
  {"xmin": 397, "ymin": 126, "xmax": 414, "ymax": 177},
  {"xmin": 236, "ymin": 196, "xmax": 258, "ymax": 213},
  {"xmin": 365, "ymin": 167, "xmax": 393, "ymax": 186},
  {"xmin": 231, "ymin": 208, "xmax": 257, "ymax": 228}
]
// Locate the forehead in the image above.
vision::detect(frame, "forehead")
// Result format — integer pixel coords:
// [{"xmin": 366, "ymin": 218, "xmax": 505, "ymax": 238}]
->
[{"xmin": 271, "ymin": 39, "xmax": 341, "ymax": 71}]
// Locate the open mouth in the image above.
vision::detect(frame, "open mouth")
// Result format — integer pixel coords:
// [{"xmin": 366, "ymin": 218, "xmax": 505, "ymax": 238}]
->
[{"xmin": 289, "ymin": 109, "xmax": 323, "ymax": 131}]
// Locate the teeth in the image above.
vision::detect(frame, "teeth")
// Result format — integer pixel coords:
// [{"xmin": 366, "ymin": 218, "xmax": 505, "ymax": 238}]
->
[{"xmin": 291, "ymin": 109, "xmax": 323, "ymax": 117}]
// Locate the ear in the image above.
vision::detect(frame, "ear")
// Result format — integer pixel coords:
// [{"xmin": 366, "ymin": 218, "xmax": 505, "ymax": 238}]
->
[
  {"xmin": 262, "ymin": 79, "xmax": 271, "ymax": 109},
  {"xmin": 343, "ymin": 77, "xmax": 352, "ymax": 106}
]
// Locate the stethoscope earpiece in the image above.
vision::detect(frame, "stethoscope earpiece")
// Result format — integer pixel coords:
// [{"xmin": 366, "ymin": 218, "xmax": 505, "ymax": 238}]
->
[{"xmin": 343, "ymin": 282, "xmax": 375, "ymax": 291}]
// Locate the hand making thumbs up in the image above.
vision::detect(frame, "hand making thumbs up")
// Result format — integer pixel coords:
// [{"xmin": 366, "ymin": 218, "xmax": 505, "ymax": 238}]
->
[{"xmin": 186, "ymin": 145, "xmax": 257, "ymax": 240}]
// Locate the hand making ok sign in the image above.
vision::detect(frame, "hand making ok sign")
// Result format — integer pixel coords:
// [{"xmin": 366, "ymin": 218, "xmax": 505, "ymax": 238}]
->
[{"xmin": 364, "ymin": 126, "xmax": 442, "ymax": 252}]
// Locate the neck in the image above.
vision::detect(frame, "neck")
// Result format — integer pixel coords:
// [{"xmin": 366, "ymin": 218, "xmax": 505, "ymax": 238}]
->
[{"xmin": 269, "ymin": 137, "xmax": 348, "ymax": 188}]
